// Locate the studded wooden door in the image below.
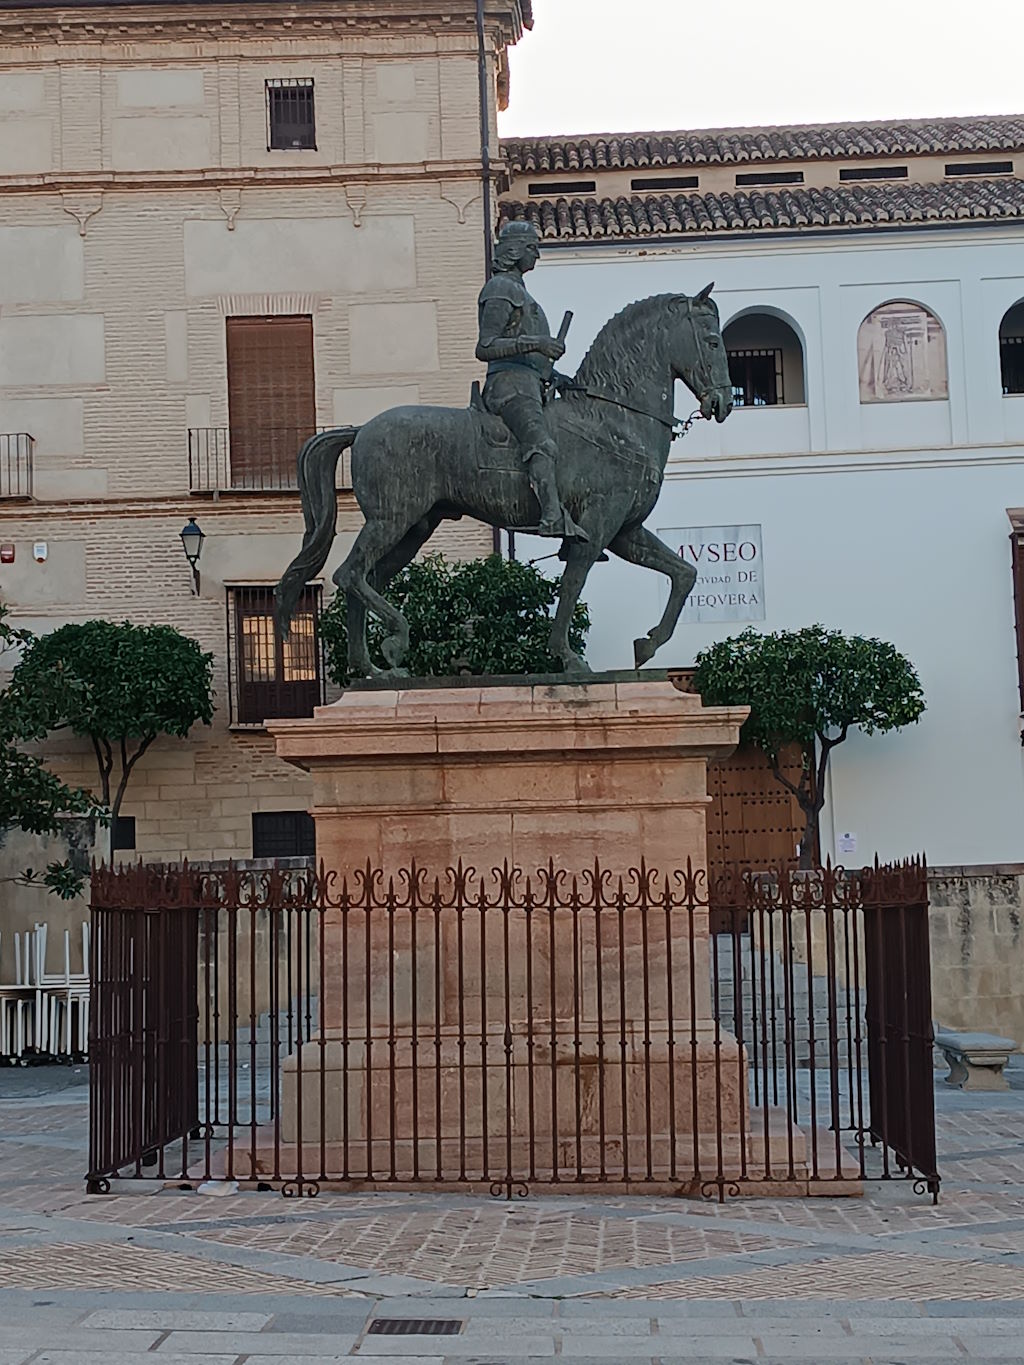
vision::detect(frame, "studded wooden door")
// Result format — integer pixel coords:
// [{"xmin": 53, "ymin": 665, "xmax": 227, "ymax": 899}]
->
[{"xmin": 706, "ymin": 743, "xmax": 809, "ymax": 930}]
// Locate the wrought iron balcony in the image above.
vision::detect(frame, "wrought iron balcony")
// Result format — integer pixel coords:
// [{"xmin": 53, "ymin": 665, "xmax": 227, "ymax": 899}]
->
[
  {"xmin": 0, "ymin": 434, "xmax": 33, "ymax": 500},
  {"xmin": 188, "ymin": 426, "xmax": 324, "ymax": 494}
]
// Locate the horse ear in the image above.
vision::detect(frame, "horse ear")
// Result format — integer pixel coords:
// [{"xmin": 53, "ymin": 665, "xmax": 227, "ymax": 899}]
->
[{"xmin": 695, "ymin": 282, "xmax": 715, "ymax": 303}]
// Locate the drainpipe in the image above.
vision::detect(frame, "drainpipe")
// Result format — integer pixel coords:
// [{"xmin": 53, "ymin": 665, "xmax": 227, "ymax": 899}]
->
[
  {"xmin": 476, "ymin": 0, "xmax": 506, "ymax": 558},
  {"xmin": 475, "ymin": 0, "xmax": 495, "ymax": 281}
]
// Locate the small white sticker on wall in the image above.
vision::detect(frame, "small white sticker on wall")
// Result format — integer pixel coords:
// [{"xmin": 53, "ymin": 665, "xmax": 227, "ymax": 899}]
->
[
  {"xmin": 32, "ymin": 541, "xmax": 47, "ymax": 562},
  {"xmin": 837, "ymin": 832, "xmax": 858, "ymax": 857}
]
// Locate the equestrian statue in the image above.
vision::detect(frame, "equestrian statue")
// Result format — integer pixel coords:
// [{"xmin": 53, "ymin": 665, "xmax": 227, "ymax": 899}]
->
[{"xmin": 276, "ymin": 221, "xmax": 734, "ymax": 679}]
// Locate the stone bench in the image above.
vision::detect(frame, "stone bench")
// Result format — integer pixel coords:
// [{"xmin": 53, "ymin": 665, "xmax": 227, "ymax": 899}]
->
[{"xmin": 934, "ymin": 1027, "xmax": 1018, "ymax": 1092}]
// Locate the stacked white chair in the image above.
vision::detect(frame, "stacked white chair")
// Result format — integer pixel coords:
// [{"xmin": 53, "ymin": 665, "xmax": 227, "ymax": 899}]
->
[
  {"xmin": 0, "ymin": 930, "xmax": 35, "ymax": 1061},
  {"xmin": 32, "ymin": 922, "xmax": 90, "ymax": 1059}
]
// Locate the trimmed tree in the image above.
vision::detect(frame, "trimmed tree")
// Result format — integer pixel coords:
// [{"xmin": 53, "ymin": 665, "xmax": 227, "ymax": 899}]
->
[
  {"xmin": 0, "ymin": 607, "xmax": 96, "ymax": 897},
  {"xmin": 320, "ymin": 553, "xmax": 590, "ymax": 685},
  {"xmin": 9, "ymin": 620, "xmax": 215, "ymax": 860},
  {"xmin": 693, "ymin": 625, "xmax": 925, "ymax": 867}
]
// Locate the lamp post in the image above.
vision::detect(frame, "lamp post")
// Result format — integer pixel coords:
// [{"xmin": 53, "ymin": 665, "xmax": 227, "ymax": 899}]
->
[{"xmin": 180, "ymin": 517, "xmax": 205, "ymax": 595}]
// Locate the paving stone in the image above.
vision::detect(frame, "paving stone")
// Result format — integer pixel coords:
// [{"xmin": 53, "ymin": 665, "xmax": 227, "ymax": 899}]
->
[
  {"xmin": 82, "ymin": 1308, "xmax": 273, "ymax": 1330},
  {"xmin": 359, "ymin": 1339, "xmax": 555, "ymax": 1357},
  {"xmin": 246, "ymin": 1359, "xmax": 443, "ymax": 1365},
  {"xmin": 756, "ymin": 1335, "xmax": 964, "ymax": 1358},
  {"xmin": 34, "ymin": 1357, "xmax": 238, "ymax": 1365},
  {"xmin": 158, "ymin": 1330, "xmax": 358, "ymax": 1355},
  {"xmin": 844, "ymin": 1317, "xmax": 1024, "ymax": 1336},
  {"xmin": 267, "ymin": 1312, "xmax": 372, "ymax": 1334},
  {"xmin": 551, "ymin": 1339, "xmax": 664, "ymax": 1358},
  {"xmin": 0, "ymin": 1330, "xmax": 161, "ymax": 1352}
]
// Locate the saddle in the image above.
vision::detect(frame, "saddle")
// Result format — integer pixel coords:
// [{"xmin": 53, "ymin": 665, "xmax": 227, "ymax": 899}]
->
[{"xmin": 469, "ymin": 381, "xmax": 517, "ymax": 453}]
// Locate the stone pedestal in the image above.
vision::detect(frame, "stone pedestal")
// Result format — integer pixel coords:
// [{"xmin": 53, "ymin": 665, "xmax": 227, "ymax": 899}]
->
[
  {"xmin": 271, "ymin": 679, "xmax": 746, "ymax": 876},
  {"xmin": 266, "ymin": 679, "xmax": 768, "ymax": 1186}
]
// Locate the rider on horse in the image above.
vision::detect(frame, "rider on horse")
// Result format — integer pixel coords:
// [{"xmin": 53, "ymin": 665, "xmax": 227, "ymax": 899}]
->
[{"xmin": 476, "ymin": 221, "xmax": 589, "ymax": 543}]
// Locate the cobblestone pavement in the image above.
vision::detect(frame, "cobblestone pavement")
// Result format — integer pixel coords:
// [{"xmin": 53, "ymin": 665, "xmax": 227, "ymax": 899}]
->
[{"xmin": 3, "ymin": 1064, "xmax": 1024, "ymax": 1361}]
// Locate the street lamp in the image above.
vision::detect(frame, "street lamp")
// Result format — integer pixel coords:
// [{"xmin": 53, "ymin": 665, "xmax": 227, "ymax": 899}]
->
[{"xmin": 180, "ymin": 517, "xmax": 205, "ymax": 595}]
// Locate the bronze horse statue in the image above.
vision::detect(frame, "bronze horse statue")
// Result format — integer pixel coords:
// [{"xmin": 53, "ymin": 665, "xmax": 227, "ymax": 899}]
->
[{"xmin": 276, "ymin": 286, "xmax": 733, "ymax": 678}]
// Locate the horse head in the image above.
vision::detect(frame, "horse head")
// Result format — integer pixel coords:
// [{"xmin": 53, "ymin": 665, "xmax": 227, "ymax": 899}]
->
[{"xmin": 671, "ymin": 284, "xmax": 733, "ymax": 423}]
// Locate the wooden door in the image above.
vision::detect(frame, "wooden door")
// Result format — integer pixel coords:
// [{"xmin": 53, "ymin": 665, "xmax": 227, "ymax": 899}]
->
[{"xmin": 706, "ymin": 742, "xmax": 809, "ymax": 931}]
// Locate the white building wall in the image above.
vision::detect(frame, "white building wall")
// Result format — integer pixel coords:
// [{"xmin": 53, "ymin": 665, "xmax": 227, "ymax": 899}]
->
[{"xmin": 523, "ymin": 227, "xmax": 1024, "ymax": 866}]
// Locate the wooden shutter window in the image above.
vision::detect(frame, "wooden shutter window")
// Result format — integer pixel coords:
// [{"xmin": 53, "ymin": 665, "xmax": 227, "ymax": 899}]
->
[{"xmin": 226, "ymin": 316, "xmax": 316, "ymax": 490}]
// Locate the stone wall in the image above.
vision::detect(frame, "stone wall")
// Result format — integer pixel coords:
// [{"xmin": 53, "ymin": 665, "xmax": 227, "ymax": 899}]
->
[{"xmin": 929, "ymin": 865, "xmax": 1024, "ymax": 1047}]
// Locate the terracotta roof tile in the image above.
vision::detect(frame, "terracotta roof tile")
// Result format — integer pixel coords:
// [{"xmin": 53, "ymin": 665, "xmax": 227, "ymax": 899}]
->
[
  {"xmin": 503, "ymin": 115, "xmax": 1024, "ymax": 173},
  {"xmin": 499, "ymin": 177, "xmax": 1024, "ymax": 241}
]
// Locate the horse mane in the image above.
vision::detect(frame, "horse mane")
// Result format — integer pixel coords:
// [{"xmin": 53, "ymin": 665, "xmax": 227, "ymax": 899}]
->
[{"xmin": 574, "ymin": 293, "xmax": 682, "ymax": 393}]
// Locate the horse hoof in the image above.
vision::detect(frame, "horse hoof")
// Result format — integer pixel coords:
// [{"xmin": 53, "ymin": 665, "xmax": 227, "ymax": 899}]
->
[{"xmin": 633, "ymin": 636, "xmax": 658, "ymax": 667}]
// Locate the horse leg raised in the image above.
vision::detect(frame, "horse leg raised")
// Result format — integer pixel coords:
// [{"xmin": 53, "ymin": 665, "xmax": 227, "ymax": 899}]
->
[
  {"xmin": 549, "ymin": 540, "xmax": 602, "ymax": 677},
  {"xmin": 608, "ymin": 525, "xmax": 697, "ymax": 667}
]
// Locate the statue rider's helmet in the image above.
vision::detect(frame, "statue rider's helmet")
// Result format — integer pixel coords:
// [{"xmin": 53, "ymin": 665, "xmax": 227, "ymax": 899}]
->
[{"xmin": 494, "ymin": 220, "xmax": 540, "ymax": 272}]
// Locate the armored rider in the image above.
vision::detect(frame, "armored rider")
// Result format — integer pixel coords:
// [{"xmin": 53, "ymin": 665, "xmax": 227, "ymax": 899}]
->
[{"xmin": 476, "ymin": 221, "xmax": 588, "ymax": 542}]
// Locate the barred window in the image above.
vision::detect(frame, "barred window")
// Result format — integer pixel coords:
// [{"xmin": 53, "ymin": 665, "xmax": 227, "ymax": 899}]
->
[
  {"xmin": 723, "ymin": 313, "xmax": 805, "ymax": 407},
  {"xmin": 1000, "ymin": 302, "xmax": 1024, "ymax": 396},
  {"xmin": 727, "ymin": 347, "xmax": 783, "ymax": 407},
  {"xmin": 252, "ymin": 811, "xmax": 316, "ymax": 860},
  {"xmin": 267, "ymin": 78, "xmax": 316, "ymax": 151},
  {"xmin": 227, "ymin": 585, "xmax": 323, "ymax": 726}
]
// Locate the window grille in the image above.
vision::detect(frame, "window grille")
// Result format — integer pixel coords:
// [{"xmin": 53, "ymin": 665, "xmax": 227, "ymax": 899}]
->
[
  {"xmin": 727, "ymin": 347, "xmax": 784, "ymax": 407},
  {"xmin": 252, "ymin": 810, "xmax": 316, "ymax": 860},
  {"xmin": 839, "ymin": 165, "xmax": 908, "ymax": 181},
  {"xmin": 527, "ymin": 179, "xmax": 597, "ymax": 197},
  {"xmin": 735, "ymin": 170, "xmax": 804, "ymax": 187},
  {"xmin": 945, "ymin": 160, "xmax": 1013, "ymax": 177},
  {"xmin": 226, "ymin": 584, "xmax": 324, "ymax": 726},
  {"xmin": 267, "ymin": 78, "xmax": 316, "ymax": 151},
  {"xmin": 631, "ymin": 175, "xmax": 699, "ymax": 192},
  {"xmin": 1001, "ymin": 335, "xmax": 1024, "ymax": 396}
]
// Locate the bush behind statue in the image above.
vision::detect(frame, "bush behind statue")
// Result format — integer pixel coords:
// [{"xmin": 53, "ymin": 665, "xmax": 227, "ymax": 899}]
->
[{"xmin": 321, "ymin": 554, "xmax": 590, "ymax": 685}]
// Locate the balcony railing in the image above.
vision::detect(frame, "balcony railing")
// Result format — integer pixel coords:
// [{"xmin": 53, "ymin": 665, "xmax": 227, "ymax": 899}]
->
[
  {"xmin": 0, "ymin": 434, "xmax": 33, "ymax": 500},
  {"xmin": 188, "ymin": 426, "xmax": 352, "ymax": 494}
]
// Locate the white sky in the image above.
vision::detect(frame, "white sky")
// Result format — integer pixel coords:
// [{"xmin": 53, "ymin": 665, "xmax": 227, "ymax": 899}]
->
[{"xmin": 499, "ymin": 0, "xmax": 1024, "ymax": 139}]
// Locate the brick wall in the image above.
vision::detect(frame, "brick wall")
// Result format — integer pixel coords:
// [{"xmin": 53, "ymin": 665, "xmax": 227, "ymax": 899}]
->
[{"xmin": 0, "ymin": 5, "xmax": 507, "ymax": 871}]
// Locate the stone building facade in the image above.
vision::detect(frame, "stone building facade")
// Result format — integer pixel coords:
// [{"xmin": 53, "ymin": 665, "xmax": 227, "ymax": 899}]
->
[{"xmin": 0, "ymin": 0, "xmax": 531, "ymax": 925}]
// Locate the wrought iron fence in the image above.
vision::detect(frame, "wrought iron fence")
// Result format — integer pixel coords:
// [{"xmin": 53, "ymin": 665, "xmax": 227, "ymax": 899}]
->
[
  {"xmin": 188, "ymin": 427, "xmax": 351, "ymax": 494},
  {"xmin": 87, "ymin": 858, "xmax": 938, "ymax": 1201},
  {"xmin": 0, "ymin": 433, "xmax": 33, "ymax": 499}
]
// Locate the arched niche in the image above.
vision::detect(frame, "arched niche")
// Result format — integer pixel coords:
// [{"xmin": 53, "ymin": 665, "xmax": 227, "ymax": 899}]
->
[
  {"xmin": 999, "ymin": 299, "xmax": 1024, "ymax": 395},
  {"xmin": 722, "ymin": 310, "xmax": 806, "ymax": 407},
  {"xmin": 858, "ymin": 300, "xmax": 948, "ymax": 403}
]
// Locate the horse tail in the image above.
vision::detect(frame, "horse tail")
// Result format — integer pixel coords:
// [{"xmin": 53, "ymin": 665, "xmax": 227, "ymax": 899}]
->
[{"xmin": 275, "ymin": 426, "xmax": 360, "ymax": 639}]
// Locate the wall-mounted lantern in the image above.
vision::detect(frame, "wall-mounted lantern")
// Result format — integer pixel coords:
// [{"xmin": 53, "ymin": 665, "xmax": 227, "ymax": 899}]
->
[{"xmin": 180, "ymin": 517, "xmax": 205, "ymax": 595}]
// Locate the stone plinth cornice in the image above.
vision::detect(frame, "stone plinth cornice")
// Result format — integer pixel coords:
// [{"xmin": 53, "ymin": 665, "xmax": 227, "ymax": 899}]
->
[{"xmin": 269, "ymin": 682, "xmax": 750, "ymax": 772}]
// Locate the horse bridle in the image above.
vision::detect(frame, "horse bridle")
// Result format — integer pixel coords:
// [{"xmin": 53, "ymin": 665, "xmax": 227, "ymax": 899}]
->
[{"xmin": 561, "ymin": 296, "xmax": 715, "ymax": 438}]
